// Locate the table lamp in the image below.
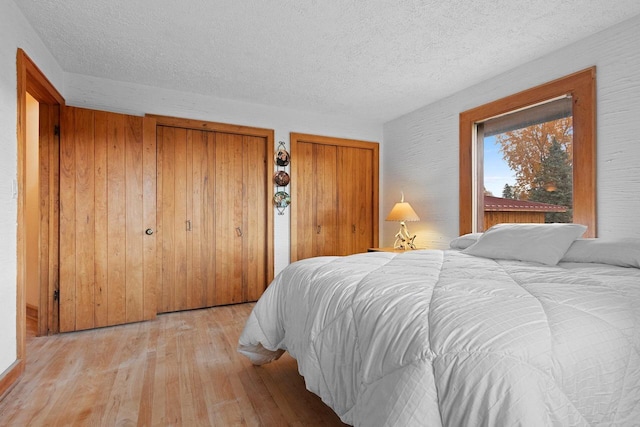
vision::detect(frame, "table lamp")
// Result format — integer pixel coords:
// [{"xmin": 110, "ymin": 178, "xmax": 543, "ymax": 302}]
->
[{"xmin": 386, "ymin": 193, "xmax": 420, "ymax": 250}]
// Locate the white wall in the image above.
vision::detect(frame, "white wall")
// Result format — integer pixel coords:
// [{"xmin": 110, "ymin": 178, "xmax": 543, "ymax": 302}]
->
[
  {"xmin": 0, "ymin": 0, "xmax": 65, "ymax": 376},
  {"xmin": 383, "ymin": 13, "xmax": 640, "ymax": 248}
]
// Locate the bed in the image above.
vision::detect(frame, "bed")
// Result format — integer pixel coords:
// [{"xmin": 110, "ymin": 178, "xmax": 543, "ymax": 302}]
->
[{"xmin": 238, "ymin": 224, "xmax": 640, "ymax": 426}]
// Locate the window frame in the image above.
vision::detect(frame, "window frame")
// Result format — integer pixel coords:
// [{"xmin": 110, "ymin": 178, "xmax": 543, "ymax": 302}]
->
[{"xmin": 459, "ymin": 67, "xmax": 596, "ymax": 237}]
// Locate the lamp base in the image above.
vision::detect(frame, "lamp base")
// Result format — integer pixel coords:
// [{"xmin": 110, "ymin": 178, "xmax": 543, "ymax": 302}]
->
[{"xmin": 393, "ymin": 222, "xmax": 417, "ymax": 250}]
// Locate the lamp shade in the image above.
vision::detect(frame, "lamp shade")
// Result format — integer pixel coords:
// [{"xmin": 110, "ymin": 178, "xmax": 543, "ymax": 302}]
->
[{"xmin": 386, "ymin": 202, "xmax": 420, "ymax": 222}]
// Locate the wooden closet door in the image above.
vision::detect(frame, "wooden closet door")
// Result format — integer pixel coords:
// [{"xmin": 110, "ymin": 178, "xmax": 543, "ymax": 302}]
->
[
  {"xmin": 338, "ymin": 146, "xmax": 374, "ymax": 255},
  {"xmin": 243, "ymin": 135, "xmax": 269, "ymax": 302},
  {"xmin": 313, "ymin": 144, "xmax": 338, "ymax": 256},
  {"xmin": 158, "ymin": 128, "xmax": 269, "ymax": 310},
  {"xmin": 291, "ymin": 133, "xmax": 379, "ymax": 262},
  {"xmin": 213, "ymin": 132, "xmax": 244, "ymax": 305},
  {"xmin": 59, "ymin": 106, "xmax": 156, "ymax": 332},
  {"xmin": 158, "ymin": 127, "xmax": 219, "ymax": 312},
  {"xmin": 293, "ymin": 141, "xmax": 316, "ymax": 260}
]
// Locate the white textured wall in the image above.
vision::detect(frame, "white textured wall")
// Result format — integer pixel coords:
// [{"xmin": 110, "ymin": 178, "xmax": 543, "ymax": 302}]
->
[
  {"xmin": 383, "ymin": 13, "xmax": 640, "ymax": 248},
  {"xmin": 0, "ymin": 0, "xmax": 64, "ymax": 375}
]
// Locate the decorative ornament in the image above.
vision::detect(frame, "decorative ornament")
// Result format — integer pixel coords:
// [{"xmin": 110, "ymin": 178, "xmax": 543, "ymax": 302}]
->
[
  {"xmin": 274, "ymin": 141, "xmax": 290, "ymax": 215},
  {"xmin": 274, "ymin": 170, "xmax": 290, "ymax": 186}
]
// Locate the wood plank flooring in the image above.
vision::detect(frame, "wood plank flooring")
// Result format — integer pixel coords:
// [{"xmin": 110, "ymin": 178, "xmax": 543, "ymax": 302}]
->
[{"xmin": 0, "ymin": 304, "xmax": 348, "ymax": 426}]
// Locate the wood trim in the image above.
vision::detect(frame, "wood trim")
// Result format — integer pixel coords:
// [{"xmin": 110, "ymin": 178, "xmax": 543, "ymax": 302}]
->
[
  {"xmin": 459, "ymin": 67, "xmax": 596, "ymax": 237},
  {"xmin": 19, "ymin": 49, "xmax": 64, "ymax": 105},
  {"xmin": 147, "ymin": 114, "xmax": 274, "ymax": 139},
  {"xmin": 290, "ymin": 133, "xmax": 379, "ymax": 262},
  {"xmin": 16, "ymin": 48, "xmax": 27, "ymax": 377},
  {"xmin": 12, "ymin": 47, "xmax": 64, "ymax": 395},
  {"xmin": 291, "ymin": 132, "xmax": 380, "ymax": 151},
  {"xmin": 0, "ymin": 360, "xmax": 24, "ymax": 401},
  {"xmin": 17, "ymin": 48, "xmax": 65, "ymax": 352}
]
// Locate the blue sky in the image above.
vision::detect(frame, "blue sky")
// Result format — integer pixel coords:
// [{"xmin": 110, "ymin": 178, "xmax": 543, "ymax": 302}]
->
[{"xmin": 484, "ymin": 135, "xmax": 516, "ymax": 197}]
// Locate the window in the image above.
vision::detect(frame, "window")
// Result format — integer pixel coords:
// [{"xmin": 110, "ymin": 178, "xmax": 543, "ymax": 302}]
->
[
  {"xmin": 459, "ymin": 68, "xmax": 596, "ymax": 237},
  {"xmin": 481, "ymin": 96, "xmax": 574, "ymax": 229}
]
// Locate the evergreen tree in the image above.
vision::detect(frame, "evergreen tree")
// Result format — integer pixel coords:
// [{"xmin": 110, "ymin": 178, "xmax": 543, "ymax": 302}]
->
[
  {"xmin": 529, "ymin": 138, "xmax": 573, "ymax": 222},
  {"xmin": 502, "ymin": 183, "xmax": 515, "ymax": 199}
]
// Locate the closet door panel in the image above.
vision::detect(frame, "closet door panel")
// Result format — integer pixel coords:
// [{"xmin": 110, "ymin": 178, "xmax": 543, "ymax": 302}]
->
[
  {"xmin": 172, "ymin": 127, "xmax": 188, "ymax": 311},
  {"xmin": 338, "ymin": 146, "xmax": 374, "ymax": 255},
  {"xmin": 158, "ymin": 126, "xmax": 178, "ymax": 312},
  {"xmin": 292, "ymin": 141, "xmax": 315, "ymax": 261},
  {"xmin": 158, "ymin": 126, "xmax": 197, "ymax": 312},
  {"xmin": 214, "ymin": 132, "xmax": 244, "ymax": 305},
  {"xmin": 188, "ymin": 130, "xmax": 208, "ymax": 309},
  {"xmin": 313, "ymin": 144, "xmax": 337, "ymax": 257},
  {"xmin": 204, "ymin": 132, "xmax": 217, "ymax": 307},
  {"xmin": 243, "ymin": 135, "xmax": 268, "ymax": 301}
]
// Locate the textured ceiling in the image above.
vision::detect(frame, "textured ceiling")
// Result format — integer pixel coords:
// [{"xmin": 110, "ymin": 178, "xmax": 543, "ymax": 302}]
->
[{"xmin": 14, "ymin": 0, "xmax": 640, "ymax": 122}]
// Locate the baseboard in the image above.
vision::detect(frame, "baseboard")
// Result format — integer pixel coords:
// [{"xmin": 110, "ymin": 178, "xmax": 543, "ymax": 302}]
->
[
  {"xmin": 0, "ymin": 359, "xmax": 24, "ymax": 401},
  {"xmin": 26, "ymin": 304, "xmax": 38, "ymax": 321}
]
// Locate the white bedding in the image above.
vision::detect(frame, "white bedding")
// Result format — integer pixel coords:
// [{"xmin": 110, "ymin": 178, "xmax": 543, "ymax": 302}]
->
[{"xmin": 238, "ymin": 250, "xmax": 640, "ymax": 426}]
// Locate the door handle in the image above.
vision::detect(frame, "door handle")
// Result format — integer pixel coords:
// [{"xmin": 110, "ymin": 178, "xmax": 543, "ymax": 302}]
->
[
  {"xmin": 236, "ymin": 227, "xmax": 243, "ymax": 237},
  {"xmin": 186, "ymin": 220, "xmax": 192, "ymax": 231},
  {"xmin": 352, "ymin": 224, "xmax": 356, "ymax": 233},
  {"xmin": 145, "ymin": 228, "xmax": 154, "ymax": 235},
  {"xmin": 316, "ymin": 225, "xmax": 321, "ymax": 234}
]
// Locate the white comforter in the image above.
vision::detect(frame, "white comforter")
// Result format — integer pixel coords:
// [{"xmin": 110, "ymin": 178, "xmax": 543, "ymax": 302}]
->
[{"xmin": 238, "ymin": 250, "xmax": 640, "ymax": 426}]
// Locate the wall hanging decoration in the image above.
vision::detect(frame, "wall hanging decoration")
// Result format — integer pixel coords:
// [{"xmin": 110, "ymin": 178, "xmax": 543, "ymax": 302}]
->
[{"xmin": 274, "ymin": 141, "xmax": 290, "ymax": 215}]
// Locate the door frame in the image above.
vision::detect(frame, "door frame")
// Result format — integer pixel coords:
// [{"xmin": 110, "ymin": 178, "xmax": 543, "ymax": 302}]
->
[{"xmin": 2, "ymin": 49, "xmax": 64, "ymax": 397}]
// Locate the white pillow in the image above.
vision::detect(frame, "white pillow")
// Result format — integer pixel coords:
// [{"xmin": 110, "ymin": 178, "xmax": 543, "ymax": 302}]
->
[
  {"xmin": 561, "ymin": 238, "xmax": 640, "ymax": 268},
  {"xmin": 462, "ymin": 223, "xmax": 587, "ymax": 265},
  {"xmin": 449, "ymin": 233, "xmax": 482, "ymax": 249}
]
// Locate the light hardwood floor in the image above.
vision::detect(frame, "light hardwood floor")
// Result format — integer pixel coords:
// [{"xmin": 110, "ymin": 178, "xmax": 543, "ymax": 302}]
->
[{"xmin": 0, "ymin": 304, "xmax": 348, "ymax": 426}]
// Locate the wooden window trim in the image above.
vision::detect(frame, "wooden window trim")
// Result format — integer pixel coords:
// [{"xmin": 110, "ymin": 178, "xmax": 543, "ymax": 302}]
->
[{"xmin": 459, "ymin": 67, "xmax": 596, "ymax": 237}]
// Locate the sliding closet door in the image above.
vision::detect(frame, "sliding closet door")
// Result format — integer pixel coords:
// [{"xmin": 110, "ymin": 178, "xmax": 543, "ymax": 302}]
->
[{"xmin": 59, "ymin": 106, "xmax": 156, "ymax": 332}]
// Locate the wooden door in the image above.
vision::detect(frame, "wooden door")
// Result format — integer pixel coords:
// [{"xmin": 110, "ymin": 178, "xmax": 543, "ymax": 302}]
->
[
  {"xmin": 213, "ymin": 132, "xmax": 244, "ymax": 305},
  {"xmin": 158, "ymin": 126, "xmax": 217, "ymax": 312},
  {"xmin": 313, "ymin": 144, "xmax": 338, "ymax": 256},
  {"xmin": 242, "ymin": 135, "xmax": 269, "ymax": 302},
  {"xmin": 59, "ymin": 106, "xmax": 156, "ymax": 332},
  {"xmin": 293, "ymin": 142, "xmax": 338, "ymax": 258},
  {"xmin": 338, "ymin": 146, "xmax": 374, "ymax": 255},
  {"xmin": 291, "ymin": 133, "xmax": 379, "ymax": 262},
  {"xmin": 158, "ymin": 126, "xmax": 270, "ymax": 312},
  {"xmin": 292, "ymin": 141, "xmax": 316, "ymax": 260}
]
